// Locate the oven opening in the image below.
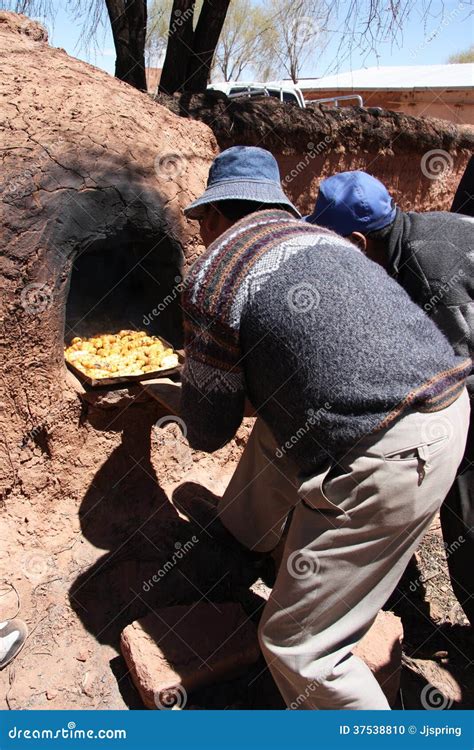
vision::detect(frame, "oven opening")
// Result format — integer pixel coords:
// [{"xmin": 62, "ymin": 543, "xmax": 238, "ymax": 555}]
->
[{"xmin": 65, "ymin": 227, "xmax": 184, "ymax": 349}]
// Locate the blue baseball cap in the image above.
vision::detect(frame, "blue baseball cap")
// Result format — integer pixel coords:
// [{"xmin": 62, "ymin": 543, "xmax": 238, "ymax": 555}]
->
[
  {"xmin": 305, "ymin": 171, "xmax": 396, "ymax": 236},
  {"xmin": 184, "ymin": 146, "xmax": 299, "ymax": 219}
]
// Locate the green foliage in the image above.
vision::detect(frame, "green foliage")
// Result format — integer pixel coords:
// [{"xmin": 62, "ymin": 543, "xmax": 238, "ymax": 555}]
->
[
  {"xmin": 146, "ymin": 0, "xmax": 325, "ymax": 82},
  {"xmin": 448, "ymin": 45, "xmax": 474, "ymax": 63},
  {"xmin": 212, "ymin": 0, "xmax": 279, "ymax": 81}
]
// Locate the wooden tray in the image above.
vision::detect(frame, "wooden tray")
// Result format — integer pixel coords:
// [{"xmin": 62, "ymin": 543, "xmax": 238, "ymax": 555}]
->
[{"xmin": 65, "ymin": 336, "xmax": 183, "ymax": 388}]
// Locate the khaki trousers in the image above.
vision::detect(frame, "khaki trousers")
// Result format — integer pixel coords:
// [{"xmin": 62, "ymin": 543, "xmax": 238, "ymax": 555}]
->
[{"xmin": 219, "ymin": 390, "xmax": 470, "ymax": 710}]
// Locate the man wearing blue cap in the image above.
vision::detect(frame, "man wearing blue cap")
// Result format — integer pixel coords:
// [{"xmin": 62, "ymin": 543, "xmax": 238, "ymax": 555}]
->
[
  {"xmin": 179, "ymin": 146, "xmax": 471, "ymax": 709},
  {"xmin": 308, "ymin": 170, "xmax": 474, "ymax": 627}
]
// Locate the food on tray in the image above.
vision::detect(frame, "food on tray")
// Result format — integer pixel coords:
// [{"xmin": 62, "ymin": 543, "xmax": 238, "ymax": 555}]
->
[{"xmin": 65, "ymin": 330, "xmax": 179, "ymax": 379}]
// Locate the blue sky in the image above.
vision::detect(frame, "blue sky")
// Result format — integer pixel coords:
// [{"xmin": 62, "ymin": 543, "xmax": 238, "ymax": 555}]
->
[{"xmin": 41, "ymin": 0, "xmax": 473, "ymax": 81}]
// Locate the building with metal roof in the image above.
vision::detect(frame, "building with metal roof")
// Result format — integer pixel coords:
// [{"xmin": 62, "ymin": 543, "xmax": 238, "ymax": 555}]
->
[{"xmin": 298, "ymin": 64, "xmax": 474, "ymax": 127}]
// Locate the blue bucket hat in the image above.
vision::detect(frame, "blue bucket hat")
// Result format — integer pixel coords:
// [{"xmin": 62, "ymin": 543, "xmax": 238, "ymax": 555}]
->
[
  {"xmin": 305, "ymin": 171, "xmax": 396, "ymax": 236},
  {"xmin": 184, "ymin": 146, "xmax": 299, "ymax": 219}
]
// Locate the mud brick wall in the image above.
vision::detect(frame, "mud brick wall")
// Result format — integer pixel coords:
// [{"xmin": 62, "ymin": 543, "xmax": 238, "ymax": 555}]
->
[{"xmin": 159, "ymin": 92, "xmax": 474, "ymax": 216}]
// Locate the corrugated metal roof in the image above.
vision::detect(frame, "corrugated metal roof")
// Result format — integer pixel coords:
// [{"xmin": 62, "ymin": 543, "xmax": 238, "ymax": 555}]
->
[{"xmin": 297, "ymin": 64, "xmax": 474, "ymax": 91}]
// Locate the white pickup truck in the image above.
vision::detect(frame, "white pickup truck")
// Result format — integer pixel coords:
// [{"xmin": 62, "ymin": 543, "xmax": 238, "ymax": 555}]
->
[{"xmin": 207, "ymin": 81, "xmax": 306, "ymax": 109}]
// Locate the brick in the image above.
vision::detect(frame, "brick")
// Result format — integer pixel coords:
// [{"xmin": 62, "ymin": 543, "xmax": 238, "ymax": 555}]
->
[{"xmin": 121, "ymin": 602, "xmax": 260, "ymax": 709}]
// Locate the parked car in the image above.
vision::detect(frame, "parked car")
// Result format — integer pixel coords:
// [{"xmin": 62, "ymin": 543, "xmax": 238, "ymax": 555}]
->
[{"xmin": 207, "ymin": 81, "xmax": 306, "ymax": 109}]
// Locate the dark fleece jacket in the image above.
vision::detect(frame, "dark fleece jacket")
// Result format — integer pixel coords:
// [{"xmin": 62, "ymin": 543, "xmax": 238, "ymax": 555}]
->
[{"xmin": 385, "ymin": 208, "xmax": 474, "ymax": 393}]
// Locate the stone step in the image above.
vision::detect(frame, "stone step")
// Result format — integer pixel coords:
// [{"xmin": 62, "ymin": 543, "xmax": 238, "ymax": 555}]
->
[{"xmin": 121, "ymin": 601, "xmax": 260, "ymax": 709}]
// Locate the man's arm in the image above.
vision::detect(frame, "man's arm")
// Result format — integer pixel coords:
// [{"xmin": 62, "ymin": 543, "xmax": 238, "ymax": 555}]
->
[{"xmin": 179, "ymin": 307, "xmax": 246, "ymax": 453}]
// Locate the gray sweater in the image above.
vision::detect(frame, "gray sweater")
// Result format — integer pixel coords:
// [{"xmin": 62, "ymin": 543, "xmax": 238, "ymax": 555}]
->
[{"xmin": 181, "ymin": 210, "xmax": 470, "ymax": 474}]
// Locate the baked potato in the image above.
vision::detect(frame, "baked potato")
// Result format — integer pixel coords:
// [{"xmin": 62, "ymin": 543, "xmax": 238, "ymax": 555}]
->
[{"xmin": 65, "ymin": 330, "xmax": 179, "ymax": 379}]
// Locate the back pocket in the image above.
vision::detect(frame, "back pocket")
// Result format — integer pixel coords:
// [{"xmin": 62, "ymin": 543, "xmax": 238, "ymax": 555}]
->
[{"xmin": 384, "ymin": 434, "xmax": 448, "ymax": 461}]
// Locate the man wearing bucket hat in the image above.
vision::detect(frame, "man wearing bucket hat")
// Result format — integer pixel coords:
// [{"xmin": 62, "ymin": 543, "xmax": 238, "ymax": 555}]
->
[
  {"xmin": 179, "ymin": 146, "xmax": 471, "ymax": 709},
  {"xmin": 307, "ymin": 170, "xmax": 474, "ymax": 627}
]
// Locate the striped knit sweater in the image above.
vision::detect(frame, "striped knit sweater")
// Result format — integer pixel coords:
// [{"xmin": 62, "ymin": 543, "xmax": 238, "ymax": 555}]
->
[{"xmin": 180, "ymin": 210, "xmax": 470, "ymax": 474}]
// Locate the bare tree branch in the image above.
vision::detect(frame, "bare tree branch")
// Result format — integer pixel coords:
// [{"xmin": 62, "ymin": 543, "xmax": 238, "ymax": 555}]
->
[{"xmin": 6, "ymin": 0, "xmax": 473, "ymax": 93}]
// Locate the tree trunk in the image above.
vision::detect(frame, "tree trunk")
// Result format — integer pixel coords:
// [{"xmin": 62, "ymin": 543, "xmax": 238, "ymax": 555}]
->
[
  {"xmin": 105, "ymin": 0, "xmax": 147, "ymax": 91},
  {"xmin": 158, "ymin": 0, "xmax": 196, "ymax": 95},
  {"xmin": 185, "ymin": 0, "xmax": 231, "ymax": 92},
  {"xmin": 159, "ymin": 0, "xmax": 231, "ymax": 94}
]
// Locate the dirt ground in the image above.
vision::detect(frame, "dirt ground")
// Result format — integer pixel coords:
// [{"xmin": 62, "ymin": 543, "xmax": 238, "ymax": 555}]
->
[
  {"xmin": 1, "ymin": 394, "xmax": 472, "ymax": 711},
  {"xmin": 0, "ymin": 393, "xmax": 278, "ymax": 711}
]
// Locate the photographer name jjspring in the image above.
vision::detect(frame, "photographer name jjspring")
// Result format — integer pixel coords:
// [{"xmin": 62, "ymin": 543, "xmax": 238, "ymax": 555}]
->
[{"xmin": 420, "ymin": 725, "xmax": 462, "ymax": 737}]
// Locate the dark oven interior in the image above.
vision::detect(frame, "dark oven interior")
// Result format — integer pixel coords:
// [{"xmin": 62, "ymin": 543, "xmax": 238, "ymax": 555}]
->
[{"xmin": 65, "ymin": 226, "xmax": 184, "ymax": 350}]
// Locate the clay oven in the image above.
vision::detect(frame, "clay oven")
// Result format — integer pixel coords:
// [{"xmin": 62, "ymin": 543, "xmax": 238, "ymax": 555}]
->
[
  {"xmin": 0, "ymin": 12, "xmax": 216, "ymax": 496},
  {"xmin": 0, "ymin": 19, "xmax": 234, "ymax": 709}
]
